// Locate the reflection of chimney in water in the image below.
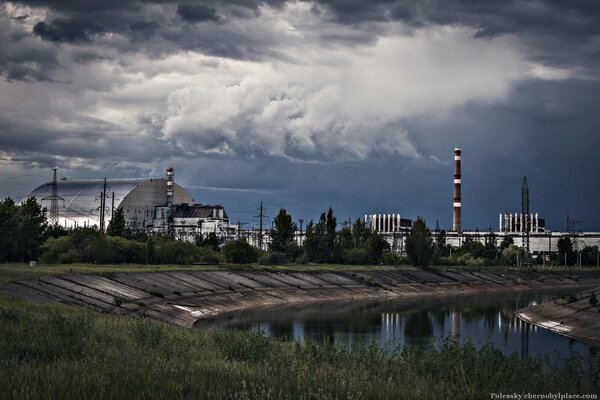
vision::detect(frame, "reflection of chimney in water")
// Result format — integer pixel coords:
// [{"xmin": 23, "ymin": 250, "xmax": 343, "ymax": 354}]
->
[
  {"xmin": 451, "ymin": 310, "xmax": 460, "ymax": 344},
  {"xmin": 520, "ymin": 323, "xmax": 530, "ymax": 358}
]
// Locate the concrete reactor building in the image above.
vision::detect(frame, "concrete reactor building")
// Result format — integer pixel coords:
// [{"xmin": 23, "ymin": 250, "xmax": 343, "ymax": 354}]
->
[{"xmin": 22, "ymin": 168, "xmax": 237, "ymax": 242}]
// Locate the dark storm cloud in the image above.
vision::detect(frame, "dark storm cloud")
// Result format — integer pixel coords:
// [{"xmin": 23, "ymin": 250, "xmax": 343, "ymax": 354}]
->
[
  {"xmin": 2, "ymin": 0, "xmax": 600, "ymax": 230},
  {"xmin": 314, "ymin": 0, "xmax": 600, "ymax": 70},
  {"xmin": 176, "ymin": 4, "xmax": 219, "ymax": 22},
  {"xmin": 33, "ymin": 18, "xmax": 104, "ymax": 42}
]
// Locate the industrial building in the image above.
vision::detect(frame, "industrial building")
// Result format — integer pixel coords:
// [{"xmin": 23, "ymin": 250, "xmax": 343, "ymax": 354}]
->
[
  {"xmin": 499, "ymin": 213, "xmax": 545, "ymax": 233},
  {"xmin": 22, "ymin": 168, "xmax": 237, "ymax": 242},
  {"xmin": 364, "ymin": 214, "xmax": 412, "ymax": 233}
]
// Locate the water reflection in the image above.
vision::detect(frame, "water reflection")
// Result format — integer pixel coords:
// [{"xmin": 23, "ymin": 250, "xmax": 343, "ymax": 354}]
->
[{"xmin": 196, "ymin": 288, "xmax": 593, "ymax": 359}]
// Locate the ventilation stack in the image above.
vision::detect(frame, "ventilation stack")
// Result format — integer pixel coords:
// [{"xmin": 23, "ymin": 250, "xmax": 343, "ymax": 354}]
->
[
  {"xmin": 452, "ymin": 148, "xmax": 462, "ymax": 232},
  {"xmin": 166, "ymin": 167, "xmax": 174, "ymax": 208}
]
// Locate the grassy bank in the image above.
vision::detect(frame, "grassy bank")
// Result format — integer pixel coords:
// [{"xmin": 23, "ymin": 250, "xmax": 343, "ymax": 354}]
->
[
  {"xmin": 0, "ymin": 263, "xmax": 412, "ymax": 285},
  {"xmin": 0, "ymin": 294, "xmax": 598, "ymax": 400},
  {"xmin": 2, "ymin": 262, "xmax": 596, "ymax": 285}
]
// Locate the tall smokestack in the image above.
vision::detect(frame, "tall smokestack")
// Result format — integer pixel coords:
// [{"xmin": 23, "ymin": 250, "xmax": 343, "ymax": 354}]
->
[
  {"xmin": 452, "ymin": 148, "xmax": 462, "ymax": 232},
  {"xmin": 166, "ymin": 167, "xmax": 174, "ymax": 208}
]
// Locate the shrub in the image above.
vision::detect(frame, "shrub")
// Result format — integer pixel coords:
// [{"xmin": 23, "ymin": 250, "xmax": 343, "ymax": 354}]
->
[
  {"xmin": 222, "ymin": 239, "xmax": 260, "ymax": 264},
  {"xmin": 148, "ymin": 288, "xmax": 165, "ymax": 298},
  {"xmin": 214, "ymin": 330, "xmax": 271, "ymax": 363},
  {"xmin": 197, "ymin": 246, "xmax": 223, "ymax": 264},
  {"xmin": 381, "ymin": 251, "xmax": 401, "ymax": 266},
  {"xmin": 258, "ymin": 251, "xmax": 287, "ymax": 265},
  {"xmin": 342, "ymin": 248, "xmax": 369, "ymax": 265}
]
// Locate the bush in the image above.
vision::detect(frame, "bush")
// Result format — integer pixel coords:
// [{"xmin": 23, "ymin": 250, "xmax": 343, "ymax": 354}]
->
[
  {"xmin": 222, "ymin": 239, "xmax": 260, "ymax": 264},
  {"xmin": 40, "ymin": 236, "xmax": 74, "ymax": 263},
  {"xmin": 196, "ymin": 246, "xmax": 223, "ymax": 264},
  {"xmin": 342, "ymin": 248, "xmax": 369, "ymax": 265},
  {"xmin": 152, "ymin": 236, "xmax": 202, "ymax": 264},
  {"xmin": 381, "ymin": 251, "xmax": 401, "ymax": 266},
  {"xmin": 258, "ymin": 251, "xmax": 288, "ymax": 265},
  {"xmin": 41, "ymin": 229, "xmax": 204, "ymax": 265}
]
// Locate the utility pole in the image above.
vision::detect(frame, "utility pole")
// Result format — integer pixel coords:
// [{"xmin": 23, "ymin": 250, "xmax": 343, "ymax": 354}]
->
[
  {"xmin": 111, "ymin": 192, "xmax": 115, "ymax": 219},
  {"xmin": 566, "ymin": 214, "xmax": 582, "ymax": 233},
  {"xmin": 42, "ymin": 167, "xmax": 64, "ymax": 226},
  {"xmin": 521, "ymin": 177, "xmax": 531, "ymax": 267},
  {"xmin": 256, "ymin": 202, "xmax": 267, "ymax": 251},
  {"xmin": 298, "ymin": 218, "xmax": 304, "ymax": 246},
  {"xmin": 99, "ymin": 178, "xmax": 108, "ymax": 231}
]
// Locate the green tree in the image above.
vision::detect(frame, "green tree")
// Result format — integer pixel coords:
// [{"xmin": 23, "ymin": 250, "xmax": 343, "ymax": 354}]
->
[
  {"xmin": 222, "ymin": 239, "xmax": 260, "ymax": 264},
  {"xmin": 351, "ymin": 218, "xmax": 372, "ymax": 247},
  {"xmin": 557, "ymin": 237, "xmax": 575, "ymax": 265},
  {"xmin": 499, "ymin": 235, "xmax": 514, "ymax": 251},
  {"xmin": 146, "ymin": 236, "xmax": 156, "ymax": 264},
  {"xmin": 581, "ymin": 245, "xmax": 599, "ymax": 266},
  {"xmin": 303, "ymin": 214, "xmax": 328, "ymax": 262},
  {"xmin": 365, "ymin": 234, "xmax": 390, "ymax": 264},
  {"xmin": 106, "ymin": 207, "xmax": 127, "ymax": 237},
  {"xmin": 269, "ymin": 209, "xmax": 297, "ymax": 253},
  {"xmin": 501, "ymin": 244, "xmax": 525, "ymax": 266},
  {"xmin": 483, "ymin": 233, "xmax": 498, "ymax": 260},
  {"xmin": 405, "ymin": 217, "xmax": 434, "ymax": 268},
  {"xmin": 0, "ymin": 197, "xmax": 20, "ymax": 262},
  {"xmin": 19, "ymin": 197, "xmax": 47, "ymax": 261},
  {"xmin": 325, "ymin": 208, "xmax": 337, "ymax": 262}
]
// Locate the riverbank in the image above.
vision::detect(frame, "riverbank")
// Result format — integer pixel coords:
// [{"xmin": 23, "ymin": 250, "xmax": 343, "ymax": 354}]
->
[
  {"xmin": 1, "ymin": 294, "xmax": 598, "ymax": 400},
  {"xmin": 3, "ymin": 267, "xmax": 600, "ymax": 327},
  {"xmin": 516, "ymin": 286, "xmax": 600, "ymax": 346}
]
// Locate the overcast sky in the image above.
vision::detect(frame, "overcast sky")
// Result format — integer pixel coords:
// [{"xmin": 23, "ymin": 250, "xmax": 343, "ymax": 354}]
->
[{"xmin": 1, "ymin": 0, "xmax": 599, "ymax": 231}]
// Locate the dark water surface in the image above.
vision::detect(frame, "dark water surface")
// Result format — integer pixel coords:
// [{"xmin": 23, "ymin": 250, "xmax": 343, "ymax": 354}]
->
[{"xmin": 196, "ymin": 288, "xmax": 594, "ymax": 359}]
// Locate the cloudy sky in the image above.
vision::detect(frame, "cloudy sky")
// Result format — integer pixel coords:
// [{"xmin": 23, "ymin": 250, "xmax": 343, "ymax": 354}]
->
[{"xmin": 1, "ymin": 0, "xmax": 599, "ymax": 231}]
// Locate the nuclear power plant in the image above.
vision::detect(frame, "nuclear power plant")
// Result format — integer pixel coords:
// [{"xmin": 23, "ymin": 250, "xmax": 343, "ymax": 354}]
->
[
  {"xmin": 17, "ymin": 147, "xmax": 600, "ymax": 256},
  {"xmin": 365, "ymin": 148, "xmax": 600, "ymax": 258},
  {"xmin": 22, "ymin": 168, "xmax": 237, "ymax": 242}
]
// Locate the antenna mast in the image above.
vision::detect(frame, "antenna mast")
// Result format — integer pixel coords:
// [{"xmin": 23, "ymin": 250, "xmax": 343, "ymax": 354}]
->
[{"xmin": 521, "ymin": 176, "xmax": 531, "ymax": 266}]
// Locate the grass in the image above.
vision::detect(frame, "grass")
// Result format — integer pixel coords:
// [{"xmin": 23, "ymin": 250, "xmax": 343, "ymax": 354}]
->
[
  {"xmin": 0, "ymin": 293, "xmax": 599, "ymax": 400},
  {"xmin": 0, "ymin": 263, "xmax": 413, "ymax": 285},
  {"xmin": 1, "ymin": 261, "xmax": 596, "ymax": 285}
]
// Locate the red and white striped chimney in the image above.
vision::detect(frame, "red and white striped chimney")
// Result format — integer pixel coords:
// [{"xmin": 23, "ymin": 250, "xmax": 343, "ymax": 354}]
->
[
  {"xmin": 166, "ymin": 167, "xmax": 174, "ymax": 208},
  {"xmin": 452, "ymin": 148, "xmax": 462, "ymax": 232}
]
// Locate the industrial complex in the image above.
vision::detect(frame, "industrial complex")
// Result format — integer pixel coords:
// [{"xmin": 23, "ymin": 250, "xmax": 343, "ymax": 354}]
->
[
  {"xmin": 23, "ymin": 167, "xmax": 237, "ymax": 242},
  {"xmin": 20, "ymin": 148, "xmax": 600, "ymax": 258}
]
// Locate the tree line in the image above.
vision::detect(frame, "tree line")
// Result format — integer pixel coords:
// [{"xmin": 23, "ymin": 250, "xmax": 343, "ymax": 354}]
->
[{"xmin": 1, "ymin": 196, "xmax": 598, "ymax": 267}]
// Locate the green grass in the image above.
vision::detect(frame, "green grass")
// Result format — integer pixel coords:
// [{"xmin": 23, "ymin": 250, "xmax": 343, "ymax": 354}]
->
[
  {"xmin": 0, "ymin": 263, "xmax": 413, "ymax": 285},
  {"xmin": 1, "ymin": 261, "xmax": 596, "ymax": 285},
  {"xmin": 0, "ymin": 263, "xmax": 224, "ymax": 284},
  {"xmin": 0, "ymin": 294, "xmax": 599, "ymax": 399}
]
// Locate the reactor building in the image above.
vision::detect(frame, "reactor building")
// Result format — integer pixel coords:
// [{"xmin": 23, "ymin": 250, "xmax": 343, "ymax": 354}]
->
[{"xmin": 22, "ymin": 168, "xmax": 237, "ymax": 242}]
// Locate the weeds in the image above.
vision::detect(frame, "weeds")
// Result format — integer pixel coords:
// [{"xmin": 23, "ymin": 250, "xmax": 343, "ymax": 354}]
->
[{"xmin": 0, "ymin": 297, "xmax": 599, "ymax": 399}]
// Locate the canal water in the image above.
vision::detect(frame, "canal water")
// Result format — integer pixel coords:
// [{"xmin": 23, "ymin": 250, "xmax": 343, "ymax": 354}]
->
[{"xmin": 197, "ymin": 288, "xmax": 594, "ymax": 359}]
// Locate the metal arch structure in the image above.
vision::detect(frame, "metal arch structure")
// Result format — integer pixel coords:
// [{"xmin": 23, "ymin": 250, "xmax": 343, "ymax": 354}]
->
[{"xmin": 23, "ymin": 178, "xmax": 194, "ymax": 229}]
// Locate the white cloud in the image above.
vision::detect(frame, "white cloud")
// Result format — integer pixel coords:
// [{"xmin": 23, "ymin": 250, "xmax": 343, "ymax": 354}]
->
[
  {"xmin": 1, "ymin": 1, "xmax": 535, "ymax": 164},
  {"xmin": 160, "ymin": 16, "xmax": 530, "ymax": 160},
  {"xmin": 528, "ymin": 64, "xmax": 576, "ymax": 81}
]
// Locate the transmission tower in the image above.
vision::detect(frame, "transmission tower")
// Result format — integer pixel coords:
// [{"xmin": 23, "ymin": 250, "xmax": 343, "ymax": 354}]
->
[
  {"xmin": 521, "ymin": 176, "xmax": 531, "ymax": 266},
  {"xmin": 255, "ymin": 202, "xmax": 268, "ymax": 251},
  {"xmin": 42, "ymin": 167, "xmax": 64, "ymax": 226}
]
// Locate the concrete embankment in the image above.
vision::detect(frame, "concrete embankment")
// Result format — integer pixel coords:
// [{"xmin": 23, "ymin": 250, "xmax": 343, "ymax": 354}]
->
[
  {"xmin": 516, "ymin": 286, "xmax": 600, "ymax": 346},
  {"xmin": 3, "ymin": 269, "xmax": 600, "ymax": 328}
]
